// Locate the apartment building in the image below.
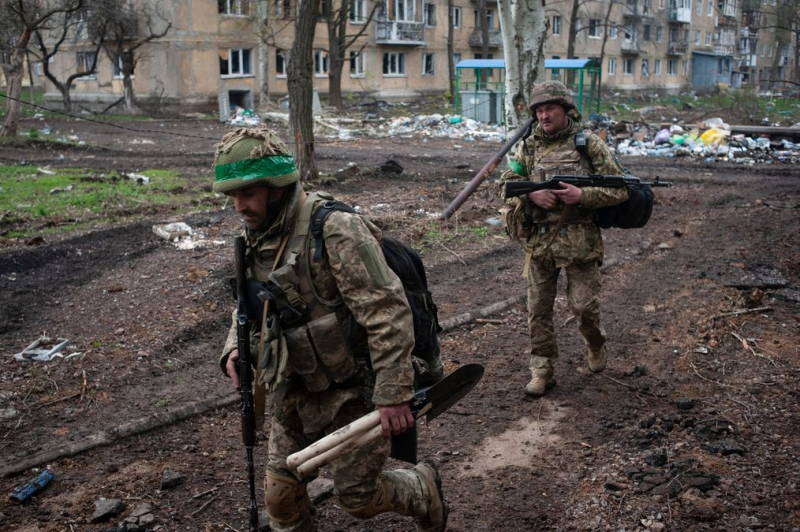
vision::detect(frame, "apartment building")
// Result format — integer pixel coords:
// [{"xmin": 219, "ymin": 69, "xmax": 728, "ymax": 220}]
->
[{"xmin": 37, "ymin": 0, "xmax": 795, "ymax": 115}]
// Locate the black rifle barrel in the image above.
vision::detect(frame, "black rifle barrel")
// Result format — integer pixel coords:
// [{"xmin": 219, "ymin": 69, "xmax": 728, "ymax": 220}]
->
[
  {"xmin": 234, "ymin": 236, "xmax": 259, "ymax": 532},
  {"xmin": 504, "ymin": 174, "xmax": 672, "ymax": 199},
  {"xmin": 441, "ymin": 117, "xmax": 535, "ymax": 219}
]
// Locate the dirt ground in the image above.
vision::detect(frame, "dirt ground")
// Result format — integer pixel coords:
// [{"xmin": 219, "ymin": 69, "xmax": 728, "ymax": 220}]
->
[{"xmin": 0, "ymin": 118, "xmax": 798, "ymax": 532}]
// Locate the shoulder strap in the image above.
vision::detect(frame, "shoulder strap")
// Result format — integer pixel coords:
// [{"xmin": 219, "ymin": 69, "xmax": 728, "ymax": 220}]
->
[
  {"xmin": 309, "ymin": 200, "xmax": 356, "ymax": 262},
  {"xmin": 574, "ymin": 131, "xmax": 596, "ymax": 173}
]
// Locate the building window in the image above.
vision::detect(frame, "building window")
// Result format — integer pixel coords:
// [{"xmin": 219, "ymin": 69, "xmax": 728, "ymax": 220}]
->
[
  {"xmin": 705, "ymin": 31, "xmax": 711, "ymax": 45},
  {"xmin": 643, "ymin": 25, "xmax": 651, "ymax": 41},
  {"xmin": 610, "ymin": 22, "xmax": 618, "ymax": 38},
  {"xmin": 474, "ymin": 9, "xmax": 494, "ymax": 29},
  {"xmin": 350, "ymin": 51, "xmax": 365, "ymax": 77},
  {"xmin": 474, "ymin": 52, "xmax": 493, "ymax": 76},
  {"xmin": 642, "ymin": 58, "xmax": 650, "ymax": 76},
  {"xmin": 383, "ymin": 52, "xmax": 406, "ymax": 75},
  {"xmin": 452, "ymin": 7, "xmax": 461, "ymax": 28},
  {"xmin": 551, "ymin": 55, "xmax": 561, "ymax": 77},
  {"xmin": 218, "ymin": 0, "xmax": 249, "ymax": 16},
  {"xmin": 608, "ymin": 57, "xmax": 617, "ymax": 75},
  {"xmin": 76, "ymin": 51, "xmax": 97, "ymax": 78},
  {"xmin": 350, "ymin": 0, "xmax": 366, "ymax": 22},
  {"xmin": 707, "ymin": 0, "xmax": 712, "ymax": 15},
  {"xmin": 314, "ymin": 50, "xmax": 329, "ymax": 77},
  {"xmin": 552, "ymin": 15, "xmax": 562, "ymax": 35},
  {"xmin": 695, "ymin": 0, "xmax": 702, "ymax": 13},
  {"xmin": 396, "ymin": 0, "xmax": 416, "ymax": 22},
  {"xmin": 659, "ymin": 0, "xmax": 665, "ymax": 8},
  {"xmin": 695, "ymin": 30, "xmax": 701, "ymax": 44},
  {"xmin": 111, "ymin": 53, "xmax": 134, "ymax": 78},
  {"xmin": 274, "ymin": 0, "xmax": 291, "ymax": 18},
  {"xmin": 654, "ymin": 58, "xmax": 662, "ymax": 74},
  {"xmin": 682, "ymin": 59, "xmax": 689, "ymax": 75},
  {"xmin": 656, "ymin": 25, "xmax": 663, "ymax": 42},
  {"xmin": 453, "ymin": 52, "xmax": 462, "ymax": 66},
  {"xmin": 276, "ymin": 49, "xmax": 287, "ymax": 77},
  {"xmin": 220, "ymin": 48, "xmax": 253, "ymax": 77},
  {"xmin": 422, "ymin": 52, "xmax": 435, "ymax": 75},
  {"xmin": 623, "ymin": 58, "xmax": 634, "ymax": 75},
  {"xmin": 589, "ymin": 19, "xmax": 601, "ymax": 38},
  {"xmin": 424, "ymin": 3, "xmax": 436, "ymax": 26},
  {"xmin": 667, "ymin": 59, "xmax": 677, "ymax": 75}
]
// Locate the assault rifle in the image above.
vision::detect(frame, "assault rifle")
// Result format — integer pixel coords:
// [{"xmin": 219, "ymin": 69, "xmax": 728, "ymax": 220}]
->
[
  {"xmin": 503, "ymin": 174, "xmax": 671, "ymax": 199},
  {"xmin": 234, "ymin": 236, "xmax": 259, "ymax": 532},
  {"xmin": 504, "ymin": 174, "xmax": 672, "ymax": 229}
]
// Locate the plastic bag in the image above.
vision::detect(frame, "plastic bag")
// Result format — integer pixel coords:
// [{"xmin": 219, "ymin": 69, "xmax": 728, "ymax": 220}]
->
[{"xmin": 700, "ymin": 128, "xmax": 728, "ymax": 146}]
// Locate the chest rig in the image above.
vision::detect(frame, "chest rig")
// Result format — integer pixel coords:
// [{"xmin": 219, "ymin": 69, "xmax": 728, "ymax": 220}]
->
[{"xmin": 252, "ymin": 192, "xmax": 369, "ymax": 393}]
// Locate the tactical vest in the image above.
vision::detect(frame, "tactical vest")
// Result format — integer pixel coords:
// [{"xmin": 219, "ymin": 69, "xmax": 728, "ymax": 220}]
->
[
  {"xmin": 253, "ymin": 191, "xmax": 373, "ymax": 393},
  {"xmin": 527, "ymin": 129, "xmax": 595, "ymax": 225}
]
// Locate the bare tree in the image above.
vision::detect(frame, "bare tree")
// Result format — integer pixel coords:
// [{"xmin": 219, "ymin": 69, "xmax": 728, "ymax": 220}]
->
[
  {"xmin": 254, "ymin": 0, "xmax": 294, "ymax": 110},
  {"xmin": 287, "ymin": 0, "xmax": 319, "ymax": 181},
  {"xmin": 744, "ymin": 0, "xmax": 800, "ymax": 88},
  {"xmin": 498, "ymin": 0, "xmax": 547, "ymax": 126},
  {"xmin": 447, "ymin": 0, "xmax": 455, "ymax": 100},
  {"xmin": 1, "ymin": 0, "xmax": 83, "ymax": 137},
  {"xmin": 100, "ymin": 0, "xmax": 171, "ymax": 114},
  {"xmin": 319, "ymin": 0, "xmax": 379, "ymax": 109},
  {"xmin": 31, "ymin": 5, "xmax": 107, "ymax": 112}
]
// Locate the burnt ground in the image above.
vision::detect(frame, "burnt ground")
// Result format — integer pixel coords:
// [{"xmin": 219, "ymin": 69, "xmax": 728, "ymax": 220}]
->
[{"xmin": 0, "ymin": 118, "xmax": 799, "ymax": 532}]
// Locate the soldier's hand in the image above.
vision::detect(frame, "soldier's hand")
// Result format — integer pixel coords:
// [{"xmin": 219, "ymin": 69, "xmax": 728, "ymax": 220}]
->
[
  {"xmin": 226, "ymin": 350, "xmax": 241, "ymax": 390},
  {"xmin": 529, "ymin": 189, "xmax": 559, "ymax": 210},
  {"xmin": 551, "ymin": 182, "xmax": 582, "ymax": 205},
  {"xmin": 377, "ymin": 403, "xmax": 415, "ymax": 439}
]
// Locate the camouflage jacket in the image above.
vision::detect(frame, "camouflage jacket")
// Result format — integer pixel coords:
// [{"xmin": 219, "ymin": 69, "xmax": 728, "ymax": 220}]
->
[
  {"xmin": 220, "ymin": 188, "xmax": 415, "ymax": 433},
  {"xmin": 498, "ymin": 118, "xmax": 629, "ymax": 267}
]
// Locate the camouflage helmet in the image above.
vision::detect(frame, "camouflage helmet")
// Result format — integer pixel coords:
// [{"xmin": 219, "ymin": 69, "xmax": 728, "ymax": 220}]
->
[
  {"xmin": 529, "ymin": 81, "xmax": 576, "ymax": 113},
  {"xmin": 212, "ymin": 126, "xmax": 299, "ymax": 193}
]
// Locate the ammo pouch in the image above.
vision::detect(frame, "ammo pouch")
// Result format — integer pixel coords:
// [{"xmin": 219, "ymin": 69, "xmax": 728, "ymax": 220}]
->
[
  {"xmin": 503, "ymin": 198, "xmax": 534, "ymax": 241},
  {"xmin": 284, "ymin": 313, "xmax": 357, "ymax": 393}
]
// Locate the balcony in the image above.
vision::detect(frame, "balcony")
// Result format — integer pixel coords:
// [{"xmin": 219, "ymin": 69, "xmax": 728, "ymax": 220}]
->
[
  {"xmin": 740, "ymin": 26, "xmax": 757, "ymax": 38},
  {"xmin": 468, "ymin": 28, "xmax": 503, "ymax": 48},
  {"xmin": 375, "ymin": 20, "xmax": 425, "ymax": 45},
  {"xmin": 713, "ymin": 44, "xmax": 735, "ymax": 56},
  {"xmin": 668, "ymin": 7, "xmax": 691, "ymax": 23},
  {"xmin": 667, "ymin": 41, "xmax": 688, "ymax": 54},
  {"xmin": 621, "ymin": 39, "xmax": 641, "ymax": 54}
]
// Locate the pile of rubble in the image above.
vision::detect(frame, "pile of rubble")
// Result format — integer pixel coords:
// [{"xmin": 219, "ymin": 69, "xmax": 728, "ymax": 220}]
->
[{"xmin": 594, "ymin": 116, "xmax": 800, "ymax": 165}]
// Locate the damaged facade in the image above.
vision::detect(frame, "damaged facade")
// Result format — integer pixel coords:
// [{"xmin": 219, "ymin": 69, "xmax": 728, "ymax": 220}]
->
[{"xmin": 32, "ymin": 0, "xmax": 797, "ymax": 114}]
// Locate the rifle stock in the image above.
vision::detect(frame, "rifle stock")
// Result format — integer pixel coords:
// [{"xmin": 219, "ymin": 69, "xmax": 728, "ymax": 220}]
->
[
  {"xmin": 503, "ymin": 174, "xmax": 672, "ymax": 200},
  {"xmin": 235, "ymin": 236, "xmax": 259, "ymax": 532},
  {"xmin": 441, "ymin": 117, "xmax": 535, "ymax": 219}
]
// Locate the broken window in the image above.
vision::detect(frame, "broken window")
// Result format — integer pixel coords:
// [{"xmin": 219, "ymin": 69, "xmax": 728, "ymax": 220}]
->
[
  {"xmin": 643, "ymin": 24, "xmax": 651, "ymax": 41},
  {"xmin": 274, "ymin": 0, "xmax": 292, "ymax": 17},
  {"xmin": 76, "ymin": 51, "xmax": 97, "ymax": 78},
  {"xmin": 452, "ymin": 7, "xmax": 461, "ymax": 28},
  {"xmin": 642, "ymin": 58, "xmax": 650, "ymax": 76},
  {"xmin": 111, "ymin": 52, "xmax": 135, "ymax": 78},
  {"xmin": 623, "ymin": 58, "xmax": 634, "ymax": 75},
  {"xmin": 552, "ymin": 15, "xmax": 562, "ymax": 35},
  {"xmin": 276, "ymin": 49, "xmax": 287, "ymax": 77},
  {"xmin": 220, "ymin": 48, "xmax": 253, "ymax": 77},
  {"xmin": 350, "ymin": 0, "xmax": 366, "ymax": 22},
  {"xmin": 350, "ymin": 51, "xmax": 365, "ymax": 76},
  {"xmin": 314, "ymin": 49, "xmax": 329, "ymax": 76},
  {"xmin": 589, "ymin": 19, "xmax": 601, "ymax": 38},
  {"xmin": 667, "ymin": 59, "xmax": 677, "ymax": 75},
  {"xmin": 608, "ymin": 57, "xmax": 617, "ymax": 75},
  {"xmin": 654, "ymin": 58, "xmax": 662, "ymax": 74},
  {"xmin": 218, "ymin": 0, "xmax": 249, "ymax": 15},
  {"xmin": 422, "ymin": 52, "xmax": 434, "ymax": 75},
  {"xmin": 383, "ymin": 52, "xmax": 406, "ymax": 75},
  {"xmin": 424, "ymin": 3, "xmax": 436, "ymax": 26}
]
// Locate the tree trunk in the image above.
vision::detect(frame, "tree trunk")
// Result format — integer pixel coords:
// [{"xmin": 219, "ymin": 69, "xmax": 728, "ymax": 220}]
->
[
  {"xmin": 327, "ymin": 14, "xmax": 345, "ymax": 109},
  {"xmin": 1, "ymin": 30, "xmax": 32, "ymax": 138},
  {"xmin": 566, "ymin": 0, "xmax": 579, "ymax": 86},
  {"xmin": 288, "ymin": 0, "xmax": 319, "ymax": 181},
  {"xmin": 122, "ymin": 51, "xmax": 137, "ymax": 113},
  {"xmin": 447, "ymin": 0, "xmax": 455, "ymax": 101},
  {"xmin": 258, "ymin": 0, "xmax": 271, "ymax": 109},
  {"xmin": 498, "ymin": 0, "xmax": 547, "ymax": 126}
]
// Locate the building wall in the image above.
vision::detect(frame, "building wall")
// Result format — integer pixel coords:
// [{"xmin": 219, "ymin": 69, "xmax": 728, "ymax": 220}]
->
[{"xmin": 40, "ymin": 0, "xmax": 795, "ymax": 112}]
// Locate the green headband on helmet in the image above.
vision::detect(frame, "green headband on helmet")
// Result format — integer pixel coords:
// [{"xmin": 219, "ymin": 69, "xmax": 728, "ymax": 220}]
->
[{"xmin": 212, "ymin": 154, "xmax": 299, "ymax": 193}]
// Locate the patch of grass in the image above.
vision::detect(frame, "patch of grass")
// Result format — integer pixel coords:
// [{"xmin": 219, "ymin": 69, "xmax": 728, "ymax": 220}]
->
[{"xmin": 0, "ymin": 165, "xmax": 216, "ymax": 238}]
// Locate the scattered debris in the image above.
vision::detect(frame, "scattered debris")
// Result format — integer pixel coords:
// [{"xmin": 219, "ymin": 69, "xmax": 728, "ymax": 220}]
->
[
  {"xmin": 9, "ymin": 469, "xmax": 54, "ymax": 502},
  {"xmin": 152, "ymin": 222, "xmax": 192, "ymax": 241},
  {"xmin": 14, "ymin": 337, "xmax": 78, "ymax": 362},
  {"xmin": 92, "ymin": 498, "xmax": 126, "ymax": 522},
  {"xmin": 379, "ymin": 159, "xmax": 404, "ymax": 174},
  {"xmin": 119, "ymin": 503, "xmax": 157, "ymax": 531},
  {"xmin": 228, "ymin": 107, "xmax": 261, "ymax": 126},
  {"xmin": 160, "ymin": 469, "xmax": 184, "ymax": 490},
  {"xmin": 126, "ymin": 173, "xmax": 150, "ymax": 185}
]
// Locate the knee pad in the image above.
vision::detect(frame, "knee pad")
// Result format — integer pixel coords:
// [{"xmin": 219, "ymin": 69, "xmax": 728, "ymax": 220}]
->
[
  {"xmin": 264, "ymin": 471, "xmax": 310, "ymax": 524},
  {"xmin": 339, "ymin": 476, "xmax": 395, "ymax": 519}
]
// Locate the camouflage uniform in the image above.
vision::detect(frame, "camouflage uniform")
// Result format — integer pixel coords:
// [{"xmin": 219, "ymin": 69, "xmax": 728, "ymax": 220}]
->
[
  {"xmin": 498, "ymin": 82, "xmax": 629, "ymax": 390},
  {"xmin": 215, "ymin": 128, "xmax": 444, "ymax": 532}
]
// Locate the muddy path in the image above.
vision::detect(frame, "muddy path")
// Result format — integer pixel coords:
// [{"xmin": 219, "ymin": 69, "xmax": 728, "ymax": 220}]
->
[{"xmin": 0, "ymin": 121, "xmax": 798, "ymax": 531}]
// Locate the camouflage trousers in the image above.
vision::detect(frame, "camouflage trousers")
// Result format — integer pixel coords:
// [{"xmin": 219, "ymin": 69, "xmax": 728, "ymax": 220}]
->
[
  {"xmin": 267, "ymin": 398, "xmax": 432, "ymax": 532},
  {"xmin": 526, "ymin": 259, "xmax": 606, "ymax": 379}
]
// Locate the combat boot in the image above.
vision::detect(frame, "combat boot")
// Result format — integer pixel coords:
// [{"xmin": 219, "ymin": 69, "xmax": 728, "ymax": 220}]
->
[
  {"xmin": 414, "ymin": 461, "xmax": 448, "ymax": 532},
  {"xmin": 525, "ymin": 376, "xmax": 555, "ymax": 397},
  {"xmin": 588, "ymin": 346, "xmax": 607, "ymax": 373}
]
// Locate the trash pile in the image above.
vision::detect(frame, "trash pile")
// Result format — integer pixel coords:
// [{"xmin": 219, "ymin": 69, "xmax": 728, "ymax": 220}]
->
[
  {"xmin": 228, "ymin": 107, "xmax": 261, "ymax": 127},
  {"xmin": 378, "ymin": 114, "xmax": 506, "ymax": 141},
  {"xmin": 600, "ymin": 117, "xmax": 800, "ymax": 164}
]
